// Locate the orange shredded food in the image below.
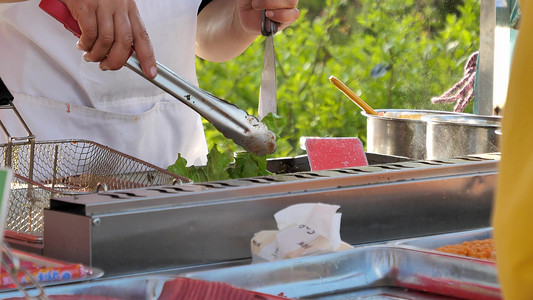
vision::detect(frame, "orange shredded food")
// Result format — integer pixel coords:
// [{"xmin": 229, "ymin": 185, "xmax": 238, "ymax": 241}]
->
[{"xmin": 436, "ymin": 239, "xmax": 496, "ymax": 261}]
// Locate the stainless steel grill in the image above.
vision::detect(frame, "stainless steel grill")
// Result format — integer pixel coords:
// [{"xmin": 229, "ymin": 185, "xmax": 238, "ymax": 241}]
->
[{"xmin": 43, "ymin": 153, "xmax": 499, "ymax": 276}]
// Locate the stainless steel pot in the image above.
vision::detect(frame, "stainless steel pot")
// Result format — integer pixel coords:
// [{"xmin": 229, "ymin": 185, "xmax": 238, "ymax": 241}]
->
[
  {"xmin": 424, "ymin": 114, "xmax": 502, "ymax": 160},
  {"xmin": 362, "ymin": 109, "xmax": 459, "ymax": 160}
]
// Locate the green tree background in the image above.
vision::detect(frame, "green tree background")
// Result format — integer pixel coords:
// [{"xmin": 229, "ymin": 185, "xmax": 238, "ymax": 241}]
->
[{"xmin": 196, "ymin": 0, "xmax": 480, "ymax": 158}]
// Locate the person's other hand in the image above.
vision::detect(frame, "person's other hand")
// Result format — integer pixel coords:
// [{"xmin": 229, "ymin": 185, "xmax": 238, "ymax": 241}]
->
[
  {"xmin": 61, "ymin": 0, "xmax": 157, "ymax": 78},
  {"xmin": 237, "ymin": 0, "xmax": 300, "ymax": 35}
]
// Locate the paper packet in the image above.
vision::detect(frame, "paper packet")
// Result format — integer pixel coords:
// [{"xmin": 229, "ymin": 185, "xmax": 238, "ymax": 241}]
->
[{"xmin": 251, "ymin": 203, "xmax": 352, "ymax": 263}]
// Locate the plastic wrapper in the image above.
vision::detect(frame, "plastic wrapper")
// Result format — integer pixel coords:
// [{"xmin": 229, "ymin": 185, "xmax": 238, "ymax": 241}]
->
[{"xmin": 251, "ymin": 203, "xmax": 352, "ymax": 263}]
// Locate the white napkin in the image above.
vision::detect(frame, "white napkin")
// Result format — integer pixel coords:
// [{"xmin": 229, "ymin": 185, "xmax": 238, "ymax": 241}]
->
[{"xmin": 251, "ymin": 203, "xmax": 352, "ymax": 263}]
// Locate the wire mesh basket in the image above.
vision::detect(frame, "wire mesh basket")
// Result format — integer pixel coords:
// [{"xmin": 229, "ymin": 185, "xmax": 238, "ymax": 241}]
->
[
  {"xmin": 0, "ymin": 100, "xmax": 190, "ymax": 241},
  {"xmin": 2, "ymin": 139, "xmax": 190, "ymax": 238}
]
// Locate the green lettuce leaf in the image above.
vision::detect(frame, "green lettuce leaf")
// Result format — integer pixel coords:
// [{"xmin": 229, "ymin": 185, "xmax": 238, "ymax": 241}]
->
[{"xmin": 168, "ymin": 144, "xmax": 272, "ymax": 183}]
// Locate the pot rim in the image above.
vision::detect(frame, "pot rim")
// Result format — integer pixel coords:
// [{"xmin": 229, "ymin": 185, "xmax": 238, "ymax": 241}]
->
[
  {"xmin": 361, "ymin": 109, "xmax": 461, "ymax": 122},
  {"xmin": 423, "ymin": 114, "xmax": 502, "ymax": 128}
]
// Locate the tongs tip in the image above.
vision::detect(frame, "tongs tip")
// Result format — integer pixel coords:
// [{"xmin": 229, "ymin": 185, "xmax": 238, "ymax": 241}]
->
[{"xmin": 233, "ymin": 115, "xmax": 277, "ymax": 156}]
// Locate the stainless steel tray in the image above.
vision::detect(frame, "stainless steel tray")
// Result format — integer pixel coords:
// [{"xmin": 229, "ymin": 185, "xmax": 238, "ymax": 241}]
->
[
  {"xmin": 0, "ymin": 245, "xmax": 500, "ymax": 299},
  {"xmin": 390, "ymin": 227, "xmax": 493, "ymax": 259},
  {"xmin": 183, "ymin": 245, "xmax": 499, "ymax": 299},
  {"xmin": 0, "ymin": 278, "xmax": 455, "ymax": 300}
]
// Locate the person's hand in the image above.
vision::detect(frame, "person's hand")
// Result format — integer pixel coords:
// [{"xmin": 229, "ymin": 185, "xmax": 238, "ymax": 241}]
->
[
  {"xmin": 196, "ymin": 0, "xmax": 299, "ymax": 62},
  {"xmin": 60, "ymin": 0, "xmax": 157, "ymax": 78},
  {"xmin": 237, "ymin": 0, "xmax": 300, "ymax": 35}
]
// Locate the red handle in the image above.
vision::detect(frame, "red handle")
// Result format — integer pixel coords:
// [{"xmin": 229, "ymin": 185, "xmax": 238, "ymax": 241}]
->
[{"xmin": 39, "ymin": 0, "xmax": 82, "ymax": 38}]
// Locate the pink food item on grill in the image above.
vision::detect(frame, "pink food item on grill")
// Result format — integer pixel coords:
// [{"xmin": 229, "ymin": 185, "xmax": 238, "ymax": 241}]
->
[{"xmin": 304, "ymin": 137, "xmax": 368, "ymax": 171}]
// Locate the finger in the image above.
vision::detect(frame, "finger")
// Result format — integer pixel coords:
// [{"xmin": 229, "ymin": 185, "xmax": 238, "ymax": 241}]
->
[
  {"xmin": 265, "ymin": 8, "xmax": 300, "ymax": 30},
  {"xmin": 99, "ymin": 10, "xmax": 134, "ymax": 70},
  {"xmin": 68, "ymin": 2, "xmax": 98, "ymax": 51},
  {"xmin": 128, "ymin": 5, "xmax": 157, "ymax": 78},
  {"xmin": 84, "ymin": 6, "xmax": 115, "ymax": 63},
  {"xmin": 253, "ymin": 0, "xmax": 298, "ymax": 10}
]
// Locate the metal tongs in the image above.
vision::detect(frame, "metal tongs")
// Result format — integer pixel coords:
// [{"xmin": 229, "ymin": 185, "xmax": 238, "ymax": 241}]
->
[
  {"xmin": 38, "ymin": 0, "xmax": 276, "ymax": 156},
  {"xmin": 126, "ymin": 56, "xmax": 276, "ymax": 156}
]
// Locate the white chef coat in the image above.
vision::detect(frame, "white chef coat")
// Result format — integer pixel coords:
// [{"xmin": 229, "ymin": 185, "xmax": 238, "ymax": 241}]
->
[{"xmin": 0, "ymin": 0, "xmax": 208, "ymax": 168}]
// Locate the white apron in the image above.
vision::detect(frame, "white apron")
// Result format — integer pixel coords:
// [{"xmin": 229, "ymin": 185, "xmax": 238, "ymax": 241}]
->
[{"xmin": 0, "ymin": 0, "xmax": 208, "ymax": 168}]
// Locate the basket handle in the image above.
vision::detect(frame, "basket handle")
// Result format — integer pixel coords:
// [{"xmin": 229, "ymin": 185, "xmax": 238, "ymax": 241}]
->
[
  {"xmin": 0, "ymin": 77, "xmax": 36, "ymax": 170},
  {"xmin": 0, "ymin": 77, "xmax": 35, "ymax": 141},
  {"xmin": 0, "ymin": 77, "xmax": 14, "ymax": 106}
]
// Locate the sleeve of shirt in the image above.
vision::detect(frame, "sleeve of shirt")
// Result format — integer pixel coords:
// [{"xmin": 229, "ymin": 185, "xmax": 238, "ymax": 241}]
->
[
  {"xmin": 493, "ymin": 1, "xmax": 533, "ymax": 299},
  {"xmin": 198, "ymin": 0, "xmax": 214, "ymax": 14}
]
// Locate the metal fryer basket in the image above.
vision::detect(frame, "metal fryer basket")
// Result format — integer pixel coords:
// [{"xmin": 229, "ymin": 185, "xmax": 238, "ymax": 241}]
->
[
  {"xmin": 0, "ymin": 102, "xmax": 190, "ymax": 240},
  {"xmin": 1, "ymin": 139, "xmax": 190, "ymax": 239}
]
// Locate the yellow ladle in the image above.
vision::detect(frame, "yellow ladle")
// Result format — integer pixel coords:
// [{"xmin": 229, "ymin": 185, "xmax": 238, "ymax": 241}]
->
[{"xmin": 329, "ymin": 75, "xmax": 379, "ymax": 116}]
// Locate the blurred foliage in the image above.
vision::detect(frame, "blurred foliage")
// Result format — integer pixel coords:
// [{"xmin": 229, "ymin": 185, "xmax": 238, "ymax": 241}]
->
[{"xmin": 196, "ymin": 0, "xmax": 480, "ymax": 158}]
